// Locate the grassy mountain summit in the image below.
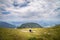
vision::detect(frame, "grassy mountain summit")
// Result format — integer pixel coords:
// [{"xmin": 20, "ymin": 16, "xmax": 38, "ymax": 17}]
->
[
  {"xmin": 0, "ymin": 25, "xmax": 60, "ymax": 40},
  {"xmin": 17, "ymin": 23, "xmax": 42, "ymax": 28}
]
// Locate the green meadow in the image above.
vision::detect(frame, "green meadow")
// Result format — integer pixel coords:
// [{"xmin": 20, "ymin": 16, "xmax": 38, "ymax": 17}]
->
[{"xmin": 0, "ymin": 27, "xmax": 60, "ymax": 40}]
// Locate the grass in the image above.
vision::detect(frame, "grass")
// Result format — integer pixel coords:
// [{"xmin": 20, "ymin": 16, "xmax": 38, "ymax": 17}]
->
[{"xmin": 0, "ymin": 27, "xmax": 60, "ymax": 40}]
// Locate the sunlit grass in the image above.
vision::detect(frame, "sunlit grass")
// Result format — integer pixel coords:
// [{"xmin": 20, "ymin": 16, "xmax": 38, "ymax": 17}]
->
[{"xmin": 0, "ymin": 27, "xmax": 60, "ymax": 40}]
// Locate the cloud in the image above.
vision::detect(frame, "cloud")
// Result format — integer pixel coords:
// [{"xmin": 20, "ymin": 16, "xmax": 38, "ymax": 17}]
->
[
  {"xmin": 0, "ymin": 0, "xmax": 60, "ymax": 25},
  {"xmin": 13, "ymin": 0, "xmax": 30, "ymax": 7}
]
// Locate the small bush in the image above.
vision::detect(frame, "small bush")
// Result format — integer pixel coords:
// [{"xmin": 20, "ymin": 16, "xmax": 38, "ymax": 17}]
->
[{"xmin": 28, "ymin": 37, "xmax": 37, "ymax": 40}]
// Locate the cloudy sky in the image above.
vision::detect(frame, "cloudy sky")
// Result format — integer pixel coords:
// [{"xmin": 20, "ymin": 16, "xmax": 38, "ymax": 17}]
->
[{"xmin": 0, "ymin": 0, "xmax": 60, "ymax": 27}]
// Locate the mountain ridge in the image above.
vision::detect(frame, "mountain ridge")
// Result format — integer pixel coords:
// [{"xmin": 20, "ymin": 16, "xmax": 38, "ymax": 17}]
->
[
  {"xmin": 17, "ymin": 22, "xmax": 42, "ymax": 28},
  {"xmin": 0, "ymin": 21, "xmax": 16, "ymax": 28}
]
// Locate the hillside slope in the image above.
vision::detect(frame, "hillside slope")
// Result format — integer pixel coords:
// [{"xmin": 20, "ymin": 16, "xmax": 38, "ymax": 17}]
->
[
  {"xmin": 0, "ymin": 21, "xmax": 16, "ymax": 28},
  {"xmin": 0, "ymin": 27, "xmax": 60, "ymax": 40},
  {"xmin": 17, "ymin": 23, "xmax": 42, "ymax": 28}
]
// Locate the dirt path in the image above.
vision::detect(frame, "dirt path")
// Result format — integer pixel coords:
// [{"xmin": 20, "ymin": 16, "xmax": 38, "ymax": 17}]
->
[{"xmin": 21, "ymin": 30, "xmax": 36, "ymax": 32}]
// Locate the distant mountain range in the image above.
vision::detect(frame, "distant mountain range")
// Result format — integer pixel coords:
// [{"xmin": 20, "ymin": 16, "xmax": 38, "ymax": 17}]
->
[
  {"xmin": 17, "ymin": 23, "xmax": 42, "ymax": 28},
  {"xmin": 0, "ymin": 21, "xmax": 16, "ymax": 28}
]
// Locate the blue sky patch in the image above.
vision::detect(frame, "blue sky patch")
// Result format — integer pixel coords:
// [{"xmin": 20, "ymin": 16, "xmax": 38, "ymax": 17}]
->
[{"xmin": 2, "ymin": 11, "xmax": 10, "ymax": 14}]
